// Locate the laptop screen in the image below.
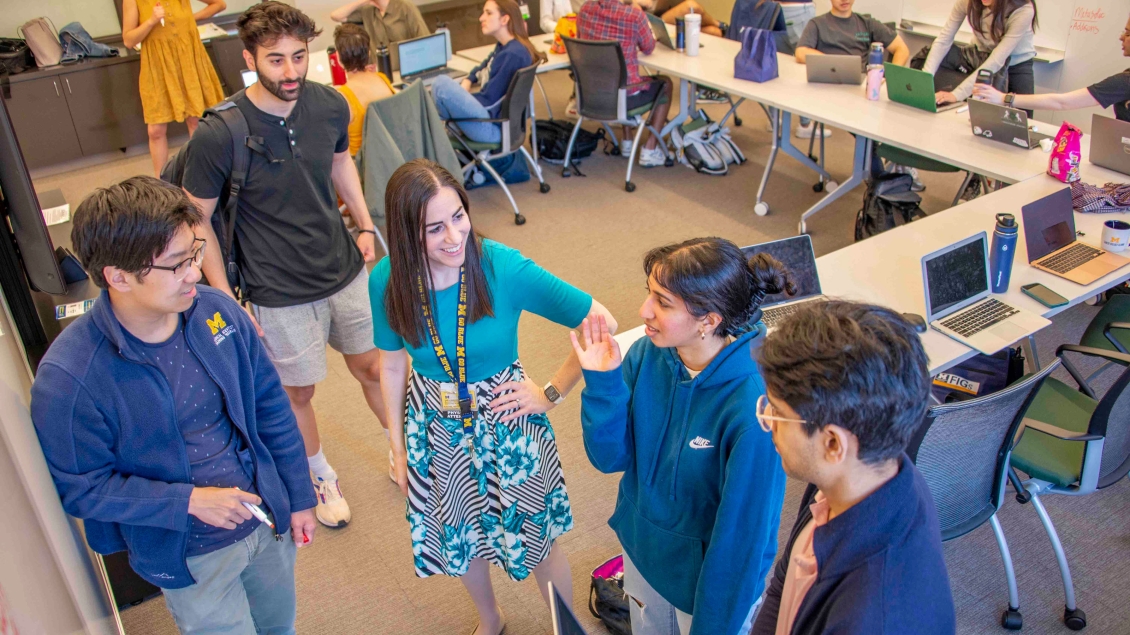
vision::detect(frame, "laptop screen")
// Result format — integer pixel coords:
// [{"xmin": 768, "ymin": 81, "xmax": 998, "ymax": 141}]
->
[
  {"xmin": 551, "ymin": 587, "xmax": 588, "ymax": 635},
  {"xmin": 398, "ymin": 33, "xmax": 447, "ymax": 77},
  {"xmin": 1021, "ymin": 188, "xmax": 1075, "ymax": 262},
  {"xmin": 741, "ymin": 236, "xmax": 821, "ymax": 308},
  {"xmin": 925, "ymin": 235, "xmax": 988, "ymax": 317},
  {"xmin": 646, "ymin": 13, "xmax": 673, "ymax": 48}
]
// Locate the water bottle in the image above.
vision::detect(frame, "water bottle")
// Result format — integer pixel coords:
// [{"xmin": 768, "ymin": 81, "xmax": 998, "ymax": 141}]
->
[
  {"xmin": 376, "ymin": 45, "xmax": 393, "ymax": 81},
  {"xmin": 675, "ymin": 17, "xmax": 685, "ymax": 52},
  {"xmin": 989, "ymin": 213, "xmax": 1018, "ymax": 294},
  {"xmin": 327, "ymin": 47, "xmax": 347, "ymax": 85},
  {"xmin": 865, "ymin": 42, "xmax": 884, "ymax": 101},
  {"xmin": 684, "ymin": 11, "xmax": 701, "ymax": 57}
]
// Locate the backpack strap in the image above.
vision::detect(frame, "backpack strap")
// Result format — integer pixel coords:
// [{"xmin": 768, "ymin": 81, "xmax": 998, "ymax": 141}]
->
[{"xmin": 207, "ymin": 90, "xmax": 256, "ymax": 301}]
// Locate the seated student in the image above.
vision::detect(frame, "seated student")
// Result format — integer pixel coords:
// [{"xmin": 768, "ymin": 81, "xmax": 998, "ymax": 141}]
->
[
  {"xmin": 432, "ymin": 0, "xmax": 540, "ymax": 144},
  {"xmin": 334, "ymin": 23, "xmax": 395, "ymax": 157},
  {"xmin": 330, "ymin": 0, "xmax": 429, "ymax": 58},
  {"xmin": 974, "ymin": 12, "xmax": 1130, "ymax": 120},
  {"xmin": 650, "ymin": 0, "xmax": 723, "ymax": 37},
  {"xmin": 750, "ymin": 300, "xmax": 956, "ymax": 635},
  {"xmin": 30, "ymin": 177, "xmax": 317, "ymax": 634},
  {"xmin": 542, "ymin": 0, "xmax": 587, "ymax": 36},
  {"xmin": 578, "ymin": 0, "xmax": 673, "ymax": 167}
]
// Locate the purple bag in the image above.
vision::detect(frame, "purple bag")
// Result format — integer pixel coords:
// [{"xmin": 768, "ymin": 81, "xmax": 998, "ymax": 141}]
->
[{"xmin": 734, "ymin": 28, "xmax": 778, "ymax": 83}]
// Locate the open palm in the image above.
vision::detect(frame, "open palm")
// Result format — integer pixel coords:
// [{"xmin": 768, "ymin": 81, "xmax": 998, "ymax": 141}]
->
[{"xmin": 570, "ymin": 315, "xmax": 622, "ymax": 372}]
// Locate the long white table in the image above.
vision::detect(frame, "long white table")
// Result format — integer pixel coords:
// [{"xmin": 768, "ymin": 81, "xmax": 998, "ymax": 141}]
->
[{"xmin": 456, "ymin": 36, "xmax": 571, "ymax": 73}]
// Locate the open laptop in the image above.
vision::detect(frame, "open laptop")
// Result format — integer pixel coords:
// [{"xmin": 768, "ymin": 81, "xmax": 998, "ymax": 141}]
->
[
  {"xmin": 306, "ymin": 48, "xmax": 334, "ymax": 86},
  {"xmin": 884, "ymin": 63, "xmax": 965, "ymax": 113},
  {"xmin": 646, "ymin": 13, "xmax": 676, "ymax": 50},
  {"xmin": 1089, "ymin": 114, "xmax": 1130, "ymax": 177},
  {"xmin": 397, "ymin": 33, "xmax": 466, "ymax": 85},
  {"xmin": 968, "ymin": 100, "xmax": 1053, "ymax": 149},
  {"xmin": 741, "ymin": 235, "xmax": 824, "ymax": 329},
  {"xmin": 807, "ymin": 54, "xmax": 864, "ymax": 85},
  {"xmin": 1021, "ymin": 187, "xmax": 1130, "ymax": 284},
  {"xmin": 549, "ymin": 582, "xmax": 589, "ymax": 635},
  {"xmin": 922, "ymin": 232, "xmax": 1050, "ymax": 354}
]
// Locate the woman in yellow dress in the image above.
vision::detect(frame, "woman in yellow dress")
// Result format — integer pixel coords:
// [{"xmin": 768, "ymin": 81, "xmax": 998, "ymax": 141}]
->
[{"xmin": 122, "ymin": 0, "xmax": 227, "ymax": 176}]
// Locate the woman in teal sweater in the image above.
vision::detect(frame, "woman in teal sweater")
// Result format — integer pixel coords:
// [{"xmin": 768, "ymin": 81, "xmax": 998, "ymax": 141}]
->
[{"xmin": 571, "ymin": 237, "xmax": 791, "ymax": 635}]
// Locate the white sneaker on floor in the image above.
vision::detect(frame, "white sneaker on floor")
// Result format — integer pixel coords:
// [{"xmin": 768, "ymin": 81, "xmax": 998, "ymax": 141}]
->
[
  {"xmin": 621, "ymin": 139, "xmax": 634, "ymax": 156},
  {"xmin": 638, "ymin": 147, "xmax": 666, "ymax": 167},
  {"xmin": 795, "ymin": 121, "xmax": 831, "ymax": 139},
  {"xmin": 566, "ymin": 98, "xmax": 578, "ymax": 118},
  {"xmin": 313, "ymin": 473, "xmax": 351, "ymax": 528}
]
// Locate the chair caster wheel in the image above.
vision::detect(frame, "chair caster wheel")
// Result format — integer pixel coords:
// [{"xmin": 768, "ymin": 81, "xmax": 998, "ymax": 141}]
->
[
  {"xmin": 798, "ymin": 221, "xmax": 808, "ymax": 234},
  {"xmin": 734, "ymin": 116, "xmax": 743, "ymax": 127},
  {"xmin": 611, "ymin": 147, "xmax": 622, "ymax": 156},
  {"xmin": 625, "ymin": 181, "xmax": 636, "ymax": 193},
  {"xmin": 664, "ymin": 157, "xmax": 675, "ymax": 167},
  {"xmin": 813, "ymin": 182, "xmax": 825, "ymax": 193},
  {"xmin": 1064, "ymin": 607, "xmax": 1086, "ymax": 631},
  {"xmin": 539, "ymin": 182, "xmax": 551, "ymax": 193},
  {"xmin": 514, "ymin": 213, "xmax": 526, "ymax": 225},
  {"xmin": 754, "ymin": 202, "xmax": 769, "ymax": 216},
  {"xmin": 1001, "ymin": 608, "xmax": 1022, "ymax": 630},
  {"xmin": 562, "ymin": 169, "xmax": 571, "ymax": 178},
  {"xmin": 826, "ymin": 180, "xmax": 839, "ymax": 193}
]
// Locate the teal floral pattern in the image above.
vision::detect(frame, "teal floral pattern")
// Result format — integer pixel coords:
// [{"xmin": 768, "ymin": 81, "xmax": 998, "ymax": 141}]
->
[
  {"xmin": 441, "ymin": 521, "xmax": 479, "ymax": 576},
  {"xmin": 479, "ymin": 502, "xmax": 532, "ymax": 579},
  {"xmin": 530, "ymin": 485, "xmax": 574, "ymax": 541},
  {"xmin": 407, "ymin": 510, "xmax": 427, "ymax": 570},
  {"xmin": 405, "ymin": 403, "xmax": 435, "ymax": 478},
  {"xmin": 495, "ymin": 421, "xmax": 542, "ymax": 489}
]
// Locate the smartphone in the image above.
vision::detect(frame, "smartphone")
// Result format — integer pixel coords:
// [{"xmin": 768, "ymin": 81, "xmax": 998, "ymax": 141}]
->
[
  {"xmin": 976, "ymin": 69, "xmax": 993, "ymax": 85},
  {"xmin": 1022, "ymin": 283, "xmax": 1068, "ymax": 308}
]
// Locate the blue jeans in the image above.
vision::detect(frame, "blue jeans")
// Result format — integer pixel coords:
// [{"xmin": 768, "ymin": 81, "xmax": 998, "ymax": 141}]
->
[
  {"xmin": 622, "ymin": 552, "xmax": 760, "ymax": 635},
  {"xmin": 162, "ymin": 523, "xmax": 297, "ymax": 635},
  {"xmin": 431, "ymin": 75, "xmax": 502, "ymax": 144}
]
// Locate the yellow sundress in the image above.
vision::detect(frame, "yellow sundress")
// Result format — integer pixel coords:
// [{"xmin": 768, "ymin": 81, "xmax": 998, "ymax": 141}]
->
[{"xmin": 136, "ymin": 0, "xmax": 225, "ymax": 125}]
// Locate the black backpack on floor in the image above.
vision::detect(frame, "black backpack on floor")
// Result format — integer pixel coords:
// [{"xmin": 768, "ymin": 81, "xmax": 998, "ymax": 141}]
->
[
  {"xmin": 854, "ymin": 172, "xmax": 926, "ymax": 241},
  {"xmin": 535, "ymin": 119, "xmax": 605, "ymax": 164}
]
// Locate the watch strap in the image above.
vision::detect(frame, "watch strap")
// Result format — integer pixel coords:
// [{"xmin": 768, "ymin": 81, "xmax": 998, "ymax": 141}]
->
[{"xmin": 1004, "ymin": 93, "xmax": 1016, "ymax": 107}]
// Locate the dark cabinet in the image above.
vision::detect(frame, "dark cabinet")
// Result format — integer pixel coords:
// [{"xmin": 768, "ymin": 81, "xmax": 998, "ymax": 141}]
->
[
  {"xmin": 5, "ymin": 76, "xmax": 83, "ymax": 169},
  {"xmin": 63, "ymin": 61, "xmax": 150, "ymax": 156}
]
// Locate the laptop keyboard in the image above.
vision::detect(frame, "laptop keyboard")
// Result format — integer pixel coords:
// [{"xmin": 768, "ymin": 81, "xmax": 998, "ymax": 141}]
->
[
  {"xmin": 405, "ymin": 67, "xmax": 463, "ymax": 82},
  {"xmin": 1038, "ymin": 243, "xmax": 1104, "ymax": 274},
  {"xmin": 940, "ymin": 298, "xmax": 1019, "ymax": 337},
  {"xmin": 762, "ymin": 303, "xmax": 803, "ymax": 328}
]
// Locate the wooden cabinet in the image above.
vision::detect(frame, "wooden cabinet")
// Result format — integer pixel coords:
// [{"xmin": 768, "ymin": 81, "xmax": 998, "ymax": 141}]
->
[
  {"xmin": 5, "ymin": 76, "xmax": 83, "ymax": 169},
  {"xmin": 63, "ymin": 61, "xmax": 150, "ymax": 156}
]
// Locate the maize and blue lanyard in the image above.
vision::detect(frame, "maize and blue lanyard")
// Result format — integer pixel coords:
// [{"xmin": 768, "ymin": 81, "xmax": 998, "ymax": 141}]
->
[{"xmin": 418, "ymin": 267, "xmax": 474, "ymax": 438}]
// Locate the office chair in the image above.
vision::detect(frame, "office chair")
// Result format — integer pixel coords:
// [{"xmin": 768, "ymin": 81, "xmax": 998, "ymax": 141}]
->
[
  {"xmin": 908, "ymin": 360, "xmax": 1060, "ymax": 631},
  {"xmin": 446, "ymin": 63, "xmax": 549, "ymax": 226}
]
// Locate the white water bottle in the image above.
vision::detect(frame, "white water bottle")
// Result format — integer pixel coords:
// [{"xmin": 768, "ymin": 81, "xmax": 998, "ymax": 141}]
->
[{"xmin": 684, "ymin": 11, "xmax": 701, "ymax": 57}]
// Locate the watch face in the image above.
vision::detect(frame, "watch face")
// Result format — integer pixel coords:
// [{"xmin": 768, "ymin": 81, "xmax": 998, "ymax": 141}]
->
[{"xmin": 544, "ymin": 385, "xmax": 562, "ymax": 402}]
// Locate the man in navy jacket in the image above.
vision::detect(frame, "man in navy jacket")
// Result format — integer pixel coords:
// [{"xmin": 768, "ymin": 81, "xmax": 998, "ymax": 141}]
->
[
  {"xmin": 31, "ymin": 177, "xmax": 316, "ymax": 634},
  {"xmin": 751, "ymin": 301, "xmax": 956, "ymax": 635}
]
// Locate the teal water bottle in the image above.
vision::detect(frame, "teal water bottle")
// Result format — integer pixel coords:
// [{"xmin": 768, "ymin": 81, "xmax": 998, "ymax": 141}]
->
[{"xmin": 989, "ymin": 213, "xmax": 1018, "ymax": 293}]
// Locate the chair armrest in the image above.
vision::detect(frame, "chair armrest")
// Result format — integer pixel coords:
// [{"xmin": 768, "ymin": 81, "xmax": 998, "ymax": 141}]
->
[
  {"xmin": 1021, "ymin": 418, "xmax": 1103, "ymax": 442},
  {"xmin": 1103, "ymin": 322, "xmax": 1130, "ymax": 354},
  {"xmin": 446, "ymin": 117, "xmax": 507, "ymax": 124},
  {"xmin": 1056, "ymin": 344, "xmax": 1130, "ymax": 366}
]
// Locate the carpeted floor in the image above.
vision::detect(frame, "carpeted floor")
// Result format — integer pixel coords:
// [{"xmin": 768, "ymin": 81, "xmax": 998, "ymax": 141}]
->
[{"xmin": 34, "ymin": 70, "xmax": 1130, "ymax": 635}]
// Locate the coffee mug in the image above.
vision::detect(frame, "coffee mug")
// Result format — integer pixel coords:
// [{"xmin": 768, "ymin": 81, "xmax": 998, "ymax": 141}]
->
[{"xmin": 1102, "ymin": 219, "xmax": 1130, "ymax": 252}]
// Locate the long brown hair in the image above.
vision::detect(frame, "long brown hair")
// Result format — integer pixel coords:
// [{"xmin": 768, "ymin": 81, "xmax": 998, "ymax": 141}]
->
[
  {"xmin": 384, "ymin": 159, "xmax": 494, "ymax": 349},
  {"xmin": 490, "ymin": 0, "xmax": 546, "ymax": 64},
  {"xmin": 967, "ymin": 0, "xmax": 1038, "ymax": 43}
]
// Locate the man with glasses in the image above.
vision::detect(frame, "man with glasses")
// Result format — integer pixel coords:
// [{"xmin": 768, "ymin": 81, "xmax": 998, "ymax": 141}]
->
[
  {"xmin": 31, "ymin": 176, "xmax": 316, "ymax": 634},
  {"xmin": 750, "ymin": 300, "xmax": 955, "ymax": 635}
]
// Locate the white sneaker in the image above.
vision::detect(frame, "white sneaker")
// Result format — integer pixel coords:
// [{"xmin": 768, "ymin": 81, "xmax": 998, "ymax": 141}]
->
[
  {"xmin": 388, "ymin": 450, "xmax": 397, "ymax": 484},
  {"xmin": 313, "ymin": 473, "xmax": 351, "ymax": 528},
  {"xmin": 795, "ymin": 121, "xmax": 831, "ymax": 139},
  {"xmin": 638, "ymin": 147, "xmax": 666, "ymax": 167},
  {"xmin": 566, "ymin": 98, "xmax": 578, "ymax": 119},
  {"xmin": 621, "ymin": 138, "xmax": 634, "ymax": 156}
]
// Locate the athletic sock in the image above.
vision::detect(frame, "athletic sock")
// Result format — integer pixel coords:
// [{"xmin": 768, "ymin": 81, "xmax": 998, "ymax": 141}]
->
[{"xmin": 307, "ymin": 447, "xmax": 336, "ymax": 480}]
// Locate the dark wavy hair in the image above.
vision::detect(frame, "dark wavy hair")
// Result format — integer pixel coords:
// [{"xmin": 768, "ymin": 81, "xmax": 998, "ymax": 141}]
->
[
  {"xmin": 643, "ymin": 237, "xmax": 795, "ymax": 337},
  {"xmin": 238, "ymin": 1, "xmax": 322, "ymax": 56},
  {"xmin": 967, "ymin": 0, "xmax": 1038, "ymax": 42},
  {"xmin": 334, "ymin": 23, "xmax": 371, "ymax": 72}
]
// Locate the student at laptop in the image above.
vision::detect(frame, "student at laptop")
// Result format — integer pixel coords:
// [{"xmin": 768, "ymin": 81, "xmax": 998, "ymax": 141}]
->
[
  {"xmin": 330, "ymin": 0, "xmax": 429, "ymax": 61},
  {"xmin": 334, "ymin": 24, "xmax": 395, "ymax": 157},
  {"xmin": 973, "ymin": 13, "xmax": 1130, "ymax": 122},
  {"xmin": 579, "ymin": 0, "xmax": 674, "ymax": 167},
  {"xmin": 432, "ymin": 0, "xmax": 540, "ymax": 144},
  {"xmin": 751, "ymin": 300, "xmax": 956, "ymax": 635},
  {"xmin": 571, "ymin": 238, "xmax": 792, "ymax": 635},
  {"xmin": 647, "ymin": 0, "xmax": 723, "ymax": 37},
  {"xmin": 925, "ymin": 0, "xmax": 1038, "ymax": 107}
]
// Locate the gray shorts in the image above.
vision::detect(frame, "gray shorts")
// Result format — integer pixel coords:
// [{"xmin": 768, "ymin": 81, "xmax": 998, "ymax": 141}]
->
[{"xmin": 251, "ymin": 268, "xmax": 375, "ymax": 387}]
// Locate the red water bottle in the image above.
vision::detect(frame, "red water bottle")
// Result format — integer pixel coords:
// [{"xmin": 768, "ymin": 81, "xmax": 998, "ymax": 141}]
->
[{"xmin": 327, "ymin": 47, "xmax": 347, "ymax": 85}]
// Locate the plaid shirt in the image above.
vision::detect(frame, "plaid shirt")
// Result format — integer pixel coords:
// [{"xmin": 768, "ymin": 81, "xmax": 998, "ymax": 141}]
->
[{"xmin": 578, "ymin": 0, "xmax": 656, "ymax": 94}]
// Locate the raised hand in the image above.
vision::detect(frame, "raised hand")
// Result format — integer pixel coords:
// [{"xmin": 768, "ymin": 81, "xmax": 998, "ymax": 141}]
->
[{"xmin": 569, "ymin": 315, "xmax": 622, "ymax": 373}]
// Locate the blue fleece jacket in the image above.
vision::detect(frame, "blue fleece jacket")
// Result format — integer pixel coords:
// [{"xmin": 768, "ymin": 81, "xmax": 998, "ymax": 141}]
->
[
  {"xmin": 469, "ymin": 39, "xmax": 533, "ymax": 117},
  {"xmin": 30, "ymin": 288, "xmax": 316, "ymax": 589},
  {"xmin": 580, "ymin": 326, "xmax": 787, "ymax": 635}
]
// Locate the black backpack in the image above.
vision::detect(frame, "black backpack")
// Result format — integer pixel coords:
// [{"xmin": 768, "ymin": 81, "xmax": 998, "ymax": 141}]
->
[
  {"xmin": 535, "ymin": 119, "xmax": 605, "ymax": 165},
  {"xmin": 910, "ymin": 42, "xmax": 1009, "ymax": 93},
  {"xmin": 854, "ymin": 172, "xmax": 926, "ymax": 241}
]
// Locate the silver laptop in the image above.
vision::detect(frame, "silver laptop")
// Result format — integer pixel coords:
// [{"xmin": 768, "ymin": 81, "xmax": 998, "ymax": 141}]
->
[
  {"xmin": 549, "ymin": 582, "xmax": 589, "ymax": 635},
  {"xmin": 922, "ymin": 232, "xmax": 1050, "ymax": 355},
  {"xmin": 1090, "ymin": 113, "xmax": 1130, "ymax": 177},
  {"xmin": 968, "ymin": 100, "xmax": 1053, "ymax": 150},
  {"xmin": 806, "ymin": 54, "xmax": 864, "ymax": 85},
  {"xmin": 646, "ymin": 13, "xmax": 675, "ymax": 50},
  {"xmin": 398, "ymin": 33, "xmax": 466, "ymax": 85},
  {"xmin": 741, "ymin": 235, "xmax": 824, "ymax": 330}
]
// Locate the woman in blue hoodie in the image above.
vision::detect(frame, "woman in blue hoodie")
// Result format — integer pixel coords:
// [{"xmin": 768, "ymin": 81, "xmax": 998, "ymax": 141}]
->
[{"xmin": 571, "ymin": 237, "xmax": 792, "ymax": 635}]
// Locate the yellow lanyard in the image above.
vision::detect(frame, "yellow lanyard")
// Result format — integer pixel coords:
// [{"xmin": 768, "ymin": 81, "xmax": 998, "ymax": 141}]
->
[{"xmin": 418, "ymin": 268, "xmax": 472, "ymax": 436}]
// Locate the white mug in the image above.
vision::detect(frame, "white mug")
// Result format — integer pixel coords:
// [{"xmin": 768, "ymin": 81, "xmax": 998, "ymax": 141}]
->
[{"xmin": 1102, "ymin": 219, "xmax": 1130, "ymax": 252}]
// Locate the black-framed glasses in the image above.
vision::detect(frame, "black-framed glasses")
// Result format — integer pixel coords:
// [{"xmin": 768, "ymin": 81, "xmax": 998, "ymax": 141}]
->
[{"xmin": 148, "ymin": 238, "xmax": 206, "ymax": 282}]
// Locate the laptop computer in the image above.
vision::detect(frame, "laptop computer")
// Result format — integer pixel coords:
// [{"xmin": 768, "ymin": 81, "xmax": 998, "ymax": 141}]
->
[
  {"xmin": 922, "ymin": 232, "xmax": 1050, "ymax": 354},
  {"xmin": 549, "ymin": 582, "xmax": 589, "ymax": 635},
  {"xmin": 884, "ymin": 63, "xmax": 965, "ymax": 113},
  {"xmin": 306, "ymin": 48, "xmax": 334, "ymax": 86},
  {"xmin": 1021, "ymin": 187, "xmax": 1130, "ymax": 285},
  {"xmin": 1089, "ymin": 114, "xmax": 1130, "ymax": 177},
  {"xmin": 397, "ymin": 33, "xmax": 466, "ymax": 85},
  {"xmin": 741, "ymin": 235, "xmax": 824, "ymax": 329},
  {"xmin": 646, "ymin": 13, "xmax": 676, "ymax": 50},
  {"xmin": 968, "ymin": 100, "xmax": 1053, "ymax": 149},
  {"xmin": 806, "ymin": 54, "xmax": 864, "ymax": 85}
]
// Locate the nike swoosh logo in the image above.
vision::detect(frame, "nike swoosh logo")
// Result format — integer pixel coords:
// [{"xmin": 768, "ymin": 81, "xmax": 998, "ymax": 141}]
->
[{"xmin": 689, "ymin": 438, "xmax": 714, "ymax": 450}]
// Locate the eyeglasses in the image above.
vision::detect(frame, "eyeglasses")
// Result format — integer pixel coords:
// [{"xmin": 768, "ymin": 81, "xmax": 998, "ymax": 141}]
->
[
  {"xmin": 755, "ymin": 394, "xmax": 808, "ymax": 433},
  {"xmin": 148, "ymin": 238, "xmax": 206, "ymax": 282}
]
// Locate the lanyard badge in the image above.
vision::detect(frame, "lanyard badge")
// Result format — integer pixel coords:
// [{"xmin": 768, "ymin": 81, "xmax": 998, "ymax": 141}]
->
[{"xmin": 419, "ymin": 268, "xmax": 473, "ymax": 437}]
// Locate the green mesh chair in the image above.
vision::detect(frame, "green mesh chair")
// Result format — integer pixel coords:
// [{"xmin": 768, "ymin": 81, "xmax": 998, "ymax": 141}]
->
[
  {"xmin": 1006, "ymin": 343, "xmax": 1130, "ymax": 631},
  {"xmin": 874, "ymin": 143, "xmax": 983, "ymax": 207}
]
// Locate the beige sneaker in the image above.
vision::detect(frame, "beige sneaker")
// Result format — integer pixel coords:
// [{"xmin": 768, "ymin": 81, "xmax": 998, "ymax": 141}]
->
[
  {"xmin": 313, "ymin": 474, "xmax": 351, "ymax": 528},
  {"xmin": 389, "ymin": 450, "xmax": 397, "ymax": 484}
]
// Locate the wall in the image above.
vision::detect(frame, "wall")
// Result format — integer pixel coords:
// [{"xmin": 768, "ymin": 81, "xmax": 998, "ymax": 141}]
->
[{"xmin": 0, "ymin": 0, "xmax": 261, "ymax": 39}]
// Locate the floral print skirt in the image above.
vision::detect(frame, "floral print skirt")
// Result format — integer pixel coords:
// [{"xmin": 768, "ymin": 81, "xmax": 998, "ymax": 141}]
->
[{"xmin": 404, "ymin": 360, "xmax": 573, "ymax": 581}]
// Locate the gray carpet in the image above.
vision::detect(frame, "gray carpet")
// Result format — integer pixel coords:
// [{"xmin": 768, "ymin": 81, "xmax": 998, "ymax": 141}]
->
[{"xmin": 33, "ymin": 70, "xmax": 1130, "ymax": 635}]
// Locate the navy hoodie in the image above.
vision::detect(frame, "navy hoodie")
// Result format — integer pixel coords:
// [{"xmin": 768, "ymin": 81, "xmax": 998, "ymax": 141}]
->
[
  {"xmin": 468, "ymin": 39, "xmax": 533, "ymax": 117},
  {"xmin": 30, "ymin": 288, "xmax": 316, "ymax": 589},
  {"xmin": 751, "ymin": 455, "xmax": 956, "ymax": 635},
  {"xmin": 580, "ymin": 326, "xmax": 787, "ymax": 635}
]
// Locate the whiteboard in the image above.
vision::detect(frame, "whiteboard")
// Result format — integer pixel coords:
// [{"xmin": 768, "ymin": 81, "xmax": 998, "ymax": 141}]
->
[
  {"xmin": 0, "ymin": 0, "xmax": 261, "ymax": 40},
  {"xmin": 902, "ymin": 0, "xmax": 1073, "ymax": 52},
  {"xmin": 1052, "ymin": 0, "xmax": 1130, "ymax": 133}
]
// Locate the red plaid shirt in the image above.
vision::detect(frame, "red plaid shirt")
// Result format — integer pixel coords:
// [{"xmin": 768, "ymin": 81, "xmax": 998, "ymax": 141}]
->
[{"xmin": 578, "ymin": 0, "xmax": 656, "ymax": 94}]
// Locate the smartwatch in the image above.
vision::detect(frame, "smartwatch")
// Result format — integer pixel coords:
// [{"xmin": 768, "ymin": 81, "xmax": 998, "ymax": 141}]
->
[
  {"xmin": 1004, "ymin": 93, "xmax": 1016, "ymax": 108},
  {"xmin": 543, "ymin": 382, "xmax": 565, "ymax": 405}
]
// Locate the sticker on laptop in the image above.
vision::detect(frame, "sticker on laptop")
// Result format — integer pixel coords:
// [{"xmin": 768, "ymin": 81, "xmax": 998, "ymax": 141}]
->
[
  {"xmin": 1013, "ymin": 137, "xmax": 1029, "ymax": 147},
  {"xmin": 54, "ymin": 299, "xmax": 95, "ymax": 320}
]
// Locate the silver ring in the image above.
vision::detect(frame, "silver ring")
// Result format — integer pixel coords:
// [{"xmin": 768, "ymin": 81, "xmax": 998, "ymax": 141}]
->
[{"xmin": 516, "ymin": 398, "xmax": 521, "ymax": 407}]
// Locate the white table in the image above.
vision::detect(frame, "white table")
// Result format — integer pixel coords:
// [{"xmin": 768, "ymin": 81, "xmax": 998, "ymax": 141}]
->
[{"xmin": 456, "ymin": 36, "xmax": 572, "ymax": 73}]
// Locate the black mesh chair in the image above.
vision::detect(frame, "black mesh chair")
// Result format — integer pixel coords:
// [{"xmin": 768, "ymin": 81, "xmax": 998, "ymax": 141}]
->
[
  {"xmin": 908, "ymin": 359, "xmax": 1060, "ymax": 631},
  {"xmin": 446, "ymin": 63, "xmax": 548, "ymax": 226},
  {"xmin": 561, "ymin": 36, "xmax": 672, "ymax": 193}
]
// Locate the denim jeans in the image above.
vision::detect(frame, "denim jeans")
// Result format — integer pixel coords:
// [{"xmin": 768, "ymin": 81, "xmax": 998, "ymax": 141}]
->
[
  {"xmin": 622, "ymin": 552, "xmax": 760, "ymax": 635},
  {"xmin": 162, "ymin": 523, "xmax": 297, "ymax": 635},
  {"xmin": 431, "ymin": 74, "xmax": 502, "ymax": 144}
]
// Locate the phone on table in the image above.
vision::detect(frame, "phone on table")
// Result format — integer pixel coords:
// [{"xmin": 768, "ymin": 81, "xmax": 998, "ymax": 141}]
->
[
  {"xmin": 976, "ymin": 69, "xmax": 993, "ymax": 85},
  {"xmin": 1021, "ymin": 283, "xmax": 1068, "ymax": 308}
]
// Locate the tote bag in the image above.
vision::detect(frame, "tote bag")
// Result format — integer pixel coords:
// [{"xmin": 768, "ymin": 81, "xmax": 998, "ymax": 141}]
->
[
  {"xmin": 734, "ymin": 28, "xmax": 778, "ymax": 83},
  {"xmin": 18, "ymin": 17, "xmax": 63, "ymax": 67}
]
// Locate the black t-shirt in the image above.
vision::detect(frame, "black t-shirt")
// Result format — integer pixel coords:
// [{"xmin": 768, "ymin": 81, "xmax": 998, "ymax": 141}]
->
[
  {"xmin": 182, "ymin": 82, "xmax": 363, "ymax": 308},
  {"xmin": 1088, "ymin": 70, "xmax": 1130, "ymax": 122}
]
